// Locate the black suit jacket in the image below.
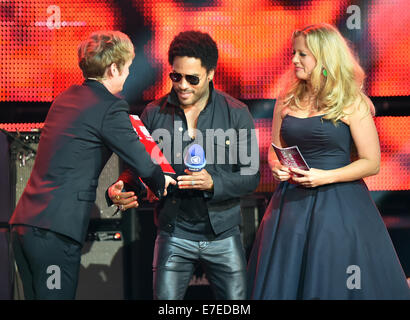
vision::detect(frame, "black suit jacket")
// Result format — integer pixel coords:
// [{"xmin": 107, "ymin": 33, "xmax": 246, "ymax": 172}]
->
[{"xmin": 9, "ymin": 80, "xmax": 165, "ymax": 243}]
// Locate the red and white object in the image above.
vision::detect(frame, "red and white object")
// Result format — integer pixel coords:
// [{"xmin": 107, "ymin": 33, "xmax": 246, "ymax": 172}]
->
[{"xmin": 129, "ymin": 115, "xmax": 175, "ymax": 175}]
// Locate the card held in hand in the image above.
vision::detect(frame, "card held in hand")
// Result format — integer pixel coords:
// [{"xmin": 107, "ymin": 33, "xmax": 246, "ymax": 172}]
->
[{"xmin": 271, "ymin": 143, "xmax": 310, "ymax": 171}]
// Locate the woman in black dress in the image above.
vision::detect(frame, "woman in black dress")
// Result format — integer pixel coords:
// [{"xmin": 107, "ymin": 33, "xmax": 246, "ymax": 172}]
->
[{"xmin": 247, "ymin": 23, "xmax": 410, "ymax": 299}]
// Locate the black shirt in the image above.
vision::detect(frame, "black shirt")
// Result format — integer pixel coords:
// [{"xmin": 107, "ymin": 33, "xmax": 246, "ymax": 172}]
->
[
  {"xmin": 159, "ymin": 84, "xmax": 239, "ymax": 241},
  {"xmin": 134, "ymin": 82, "xmax": 260, "ymax": 240}
]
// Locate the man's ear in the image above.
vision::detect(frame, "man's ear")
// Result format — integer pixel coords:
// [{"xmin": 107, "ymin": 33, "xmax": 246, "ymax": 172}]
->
[{"xmin": 106, "ymin": 63, "xmax": 118, "ymax": 78}]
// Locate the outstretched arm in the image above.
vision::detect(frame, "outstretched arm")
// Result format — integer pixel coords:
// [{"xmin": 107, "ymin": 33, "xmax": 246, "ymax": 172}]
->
[{"xmin": 101, "ymin": 100, "xmax": 166, "ymax": 196}]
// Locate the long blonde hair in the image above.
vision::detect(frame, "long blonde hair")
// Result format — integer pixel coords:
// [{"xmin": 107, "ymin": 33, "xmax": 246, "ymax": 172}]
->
[{"xmin": 283, "ymin": 23, "xmax": 369, "ymax": 123}]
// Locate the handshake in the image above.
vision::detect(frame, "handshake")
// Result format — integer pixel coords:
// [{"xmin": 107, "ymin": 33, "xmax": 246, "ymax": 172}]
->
[{"xmin": 108, "ymin": 175, "xmax": 176, "ymax": 212}]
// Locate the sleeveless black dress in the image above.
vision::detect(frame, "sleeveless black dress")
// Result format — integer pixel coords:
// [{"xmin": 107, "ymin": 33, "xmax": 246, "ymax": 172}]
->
[{"xmin": 247, "ymin": 115, "xmax": 410, "ymax": 299}]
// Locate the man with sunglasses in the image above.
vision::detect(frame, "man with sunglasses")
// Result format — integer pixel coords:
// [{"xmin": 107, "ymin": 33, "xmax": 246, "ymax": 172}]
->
[{"xmin": 108, "ymin": 30, "xmax": 260, "ymax": 300}]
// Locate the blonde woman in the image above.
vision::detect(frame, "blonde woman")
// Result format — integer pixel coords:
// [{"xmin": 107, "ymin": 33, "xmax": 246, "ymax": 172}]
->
[{"xmin": 247, "ymin": 23, "xmax": 410, "ymax": 300}]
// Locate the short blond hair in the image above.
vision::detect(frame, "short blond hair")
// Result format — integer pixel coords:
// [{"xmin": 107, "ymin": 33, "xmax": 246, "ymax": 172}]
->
[
  {"xmin": 78, "ymin": 31, "xmax": 135, "ymax": 79},
  {"xmin": 283, "ymin": 23, "xmax": 369, "ymax": 123}
]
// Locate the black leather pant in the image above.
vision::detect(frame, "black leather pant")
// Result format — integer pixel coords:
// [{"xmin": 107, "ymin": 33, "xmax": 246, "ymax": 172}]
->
[{"xmin": 153, "ymin": 233, "xmax": 247, "ymax": 300}]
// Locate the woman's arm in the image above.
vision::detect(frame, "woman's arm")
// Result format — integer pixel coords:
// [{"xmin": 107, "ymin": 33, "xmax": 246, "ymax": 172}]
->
[{"xmin": 269, "ymin": 99, "xmax": 292, "ymax": 182}]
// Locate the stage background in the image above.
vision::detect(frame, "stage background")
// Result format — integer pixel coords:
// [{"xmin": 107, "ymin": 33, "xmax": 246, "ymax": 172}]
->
[
  {"xmin": 1, "ymin": 0, "xmax": 410, "ymax": 102},
  {"xmin": 0, "ymin": 0, "xmax": 409, "ymax": 299}
]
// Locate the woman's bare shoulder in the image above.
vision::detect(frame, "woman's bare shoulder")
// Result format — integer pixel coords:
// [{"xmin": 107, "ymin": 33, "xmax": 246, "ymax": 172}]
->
[{"xmin": 342, "ymin": 94, "xmax": 375, "ymax": 125}]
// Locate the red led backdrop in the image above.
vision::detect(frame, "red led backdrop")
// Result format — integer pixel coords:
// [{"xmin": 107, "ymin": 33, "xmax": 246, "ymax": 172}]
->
[
  {"xmin": 0, "ymin": 0, "xmax": 121, "ymax": 102},
  {"xmin": 0, "ymin": 0, "xmax": 409, "ymax": 192},
  {"xmin": 1, "ymin": 0, "xmax": 410, "ymax": 101}
]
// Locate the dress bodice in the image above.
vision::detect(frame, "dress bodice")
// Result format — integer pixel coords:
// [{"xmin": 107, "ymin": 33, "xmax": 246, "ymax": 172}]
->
[{"xmin": 280, "ymin": 114, "xmax": 352, "ymax": 170}]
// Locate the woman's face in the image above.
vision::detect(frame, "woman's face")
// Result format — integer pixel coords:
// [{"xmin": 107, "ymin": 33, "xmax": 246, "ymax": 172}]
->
[{"xmin": 292, "ymin": 35, "xmax": 317, "ymax": 81}]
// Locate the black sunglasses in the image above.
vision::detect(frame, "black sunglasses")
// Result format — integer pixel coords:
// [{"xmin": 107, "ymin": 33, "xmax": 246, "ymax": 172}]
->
[{"xmin": 169, "ymin": 72, "xmax": 201, "ymax": 85}]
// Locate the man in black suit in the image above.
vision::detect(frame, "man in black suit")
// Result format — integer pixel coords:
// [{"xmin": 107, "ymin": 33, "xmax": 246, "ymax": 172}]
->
[
  {"xmin": 109, "ymin": 31, "xmax": 260, "ymax": 299},
  {"xmin": 9, "ymin": 31, "xmax": 175, "ymax": 299}
]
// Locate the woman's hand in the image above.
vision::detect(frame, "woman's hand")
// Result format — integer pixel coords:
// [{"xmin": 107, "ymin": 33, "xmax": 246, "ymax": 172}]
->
[
  {"xmin": 271, "ymin": 160, "xmax": 292, "ymax": 182},
  {"xmin": 289, "ymin": 167, "xmax": 332, "ymax": 188}
]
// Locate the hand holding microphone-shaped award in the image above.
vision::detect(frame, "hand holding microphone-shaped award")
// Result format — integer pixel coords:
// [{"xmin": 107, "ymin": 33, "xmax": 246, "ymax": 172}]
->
[{"xmin": 178, "ymin": 144, "xmax": 214, "ymax": 190}]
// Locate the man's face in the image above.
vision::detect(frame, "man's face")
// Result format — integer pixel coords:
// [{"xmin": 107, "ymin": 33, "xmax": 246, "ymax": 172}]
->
[
  {"xmin": 171, "ymin": 56, "xmax": 214, "ymax": 108},
  {"xmin": 106, "ymin": 59, "xmax": 133, "ymax": 95},
  {"xmin": 115, "ymin": 59, "xmax": 132, "ymax": 93}
]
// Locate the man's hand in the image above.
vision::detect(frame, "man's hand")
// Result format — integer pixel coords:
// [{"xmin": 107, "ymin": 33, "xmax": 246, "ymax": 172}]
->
[
  {"xmin": 177, "ymin": 169, "xmax": 214, "ymax": 191},
  {"xmin": 164, "ymin": 175, "xmax": 177, "ymax": 196},
  {"xmin": 108, "ymin": 180, "xmax": 139, "ymax": 212},
  {"xmin": 145, "ymin": 175, "xmax": 177, "ymax": 202}
]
